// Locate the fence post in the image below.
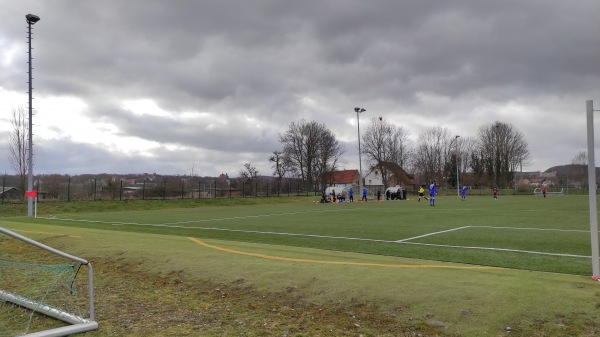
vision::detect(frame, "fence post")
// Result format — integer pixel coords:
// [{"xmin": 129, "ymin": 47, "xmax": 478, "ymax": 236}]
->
[
  {"xmin": 214, "ymin": 181, "xmax": 217, "ymax": 198},
  {"xmin": 67, "ymin": 176, "xmax": 71, "ymax": 202},
  {"xmin": 142, "ymin": 179, "xmax": 146, "ymax": 200},
  {"xmin": 1, "ymin": 174, "xmax": 5, "ymax": 205},
  {"xmin": 93, "ymin": 179, "xmax": 96, "ymax": 201},
  {"xmin": 266, "ymin": 183, "xmax": 269, "ymax": 197},
  {"xmin": 163, "ymin": 181, "xmax": 167, "ymax": 200},
  {"xmin": 119, "ymin": 180, "xmax": 123, "ymax": 201},
  {"xmin": 229, "ymin": 184, "xmax": 232, "ymax": 198}
]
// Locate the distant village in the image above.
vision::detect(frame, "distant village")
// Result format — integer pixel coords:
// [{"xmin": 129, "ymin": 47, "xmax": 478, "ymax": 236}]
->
[{"xmin": 0, "ymin": 164, "xmax": 595, "ymax": 202}]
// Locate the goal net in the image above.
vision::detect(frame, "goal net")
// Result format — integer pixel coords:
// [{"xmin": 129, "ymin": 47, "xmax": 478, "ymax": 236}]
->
[{"xmin": 0, "ymin": 226, "xmax": 97, "ymax": 337}]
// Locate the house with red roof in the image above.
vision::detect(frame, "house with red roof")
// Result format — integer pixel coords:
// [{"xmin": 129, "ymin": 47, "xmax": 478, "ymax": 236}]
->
[{"xmin": 320, "ymin": 170, "xmax": 359, "ymax": 186}]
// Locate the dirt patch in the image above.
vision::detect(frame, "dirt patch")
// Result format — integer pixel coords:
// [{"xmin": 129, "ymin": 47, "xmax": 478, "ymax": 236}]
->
[{"xmin": 84, "ymin": 256, "xmax": 451, "ymax": 337}]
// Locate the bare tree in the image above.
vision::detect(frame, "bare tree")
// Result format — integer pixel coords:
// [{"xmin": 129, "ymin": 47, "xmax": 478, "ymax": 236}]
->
[
  {"xmin": 239, "ymin": 163, "xmax": 259, "ymax": 183},
  {"xmin": 8, "ymin": 107, "xmax": 30, "ymax": 196},
  {"xmin": 477, "ymin": 121, "xmax": 529, "ymax": 187},
  {"xmin": 315, "ymin": 129, "xmax": 345, "ymax": 185},
  {"xmin": 448, "ymin": 136, "xmax": 478, "ymax": 187},
  {"xmin": 361, "ymin": 117, "xmax": 412, "ymax": 189},
  {"xmin": 269, "ymin": 151, "xmax": 288, "ymax": 182},
  {"xmin": 458, "ymin": 137, "xmax": 476, "ymax": 174},
  {"xmin": 470, "ymin": 150, "xmax": 486, "ymax": 187},
  {"xmin": 571, "ymin": 151, "xmax": 588, "ymax": 187},
  {"xmin": 279, "ymin": 119, "xmax": 345, "ymax": 186},
  {"xmin": 414, "ymin": 127, "xmax": 451, "ymax": 184}
]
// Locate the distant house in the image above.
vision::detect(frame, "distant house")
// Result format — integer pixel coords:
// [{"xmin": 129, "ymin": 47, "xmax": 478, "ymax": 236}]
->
[
  {"xmin": 319, "ymin": 170, "xmax": 360, "ymax": 190},
  {"xmin": 364, "ymin": 163, "xmax": 415, "ymax": 191},
  {"xmin": 0, "ymin": 187, "xmax": 21, "ymax": 200},
  {"xmin": 364, "ymin": 169, "xmax": 385, "ymax": 191}
]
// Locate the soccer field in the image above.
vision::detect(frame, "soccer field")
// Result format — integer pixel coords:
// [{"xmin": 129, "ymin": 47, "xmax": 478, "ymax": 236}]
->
[{"xmin": 9, "ymin": 194, "xmax": 598, "ymax": 275}]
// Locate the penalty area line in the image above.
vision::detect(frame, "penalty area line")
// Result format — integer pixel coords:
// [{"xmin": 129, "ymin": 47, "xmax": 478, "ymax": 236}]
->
[
  {"xmin": 397, "ymin": 226, "xmax": 470, "ymax": 243},
  {"xmin": 187, "ymin": 237, "xmax": 504, "ymax": 270}
]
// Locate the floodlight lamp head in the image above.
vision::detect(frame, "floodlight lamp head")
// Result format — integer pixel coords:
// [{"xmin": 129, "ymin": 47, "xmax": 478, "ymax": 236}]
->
[
  {"xmin": 26, "ymin": 14, "xmax": 40, "ymax": 24},
  {"xmin": 354, "ymin": 107, "xmax": 360, "ymax": 112}
]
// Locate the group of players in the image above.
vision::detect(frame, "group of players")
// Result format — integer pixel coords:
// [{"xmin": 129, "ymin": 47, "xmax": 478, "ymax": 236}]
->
[
  {"xmin": 417, "ymin": 181, "xmax": 469, "ymax": 206},
  {"xmin": 322, "ymin": 182, "xmax": 503, "ymax": 206}
]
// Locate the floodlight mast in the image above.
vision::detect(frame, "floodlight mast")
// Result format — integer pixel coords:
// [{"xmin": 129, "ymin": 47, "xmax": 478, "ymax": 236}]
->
[
  {"xmin": 26, "ymin": 13, "xmax": 40, "ymax": 217},
  {"xmin": 455, "ymin": 135, "xmax": 460, "ymax": 197},
  {"xmin": 355, "ymin": 107, "xmax": 366, "ymax": 199}
]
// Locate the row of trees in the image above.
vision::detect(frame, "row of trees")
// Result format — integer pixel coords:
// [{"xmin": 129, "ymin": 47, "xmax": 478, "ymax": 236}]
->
[
  {"xmin": 6, "ymin": 105, "xmax": 530, "ymax": 193},
  {"xmin": 268, "ymin": 118, "xmax": 531, "ymax": 189}
]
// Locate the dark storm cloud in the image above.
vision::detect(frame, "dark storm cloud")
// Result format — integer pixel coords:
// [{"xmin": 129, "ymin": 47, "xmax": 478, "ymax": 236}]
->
[{"xmin": 2, "ymin": 0, "xmax": 600, "ymax": 175}]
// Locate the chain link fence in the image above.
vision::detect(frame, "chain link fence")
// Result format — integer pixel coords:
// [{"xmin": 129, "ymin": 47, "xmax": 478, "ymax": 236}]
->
[
  {"xmin": 1, "ymin": 175, "xmax": 323, "ymax": 203},
  {"xmin": 0, "ymin": 174, "xmax": 595, "ymax": 204}
]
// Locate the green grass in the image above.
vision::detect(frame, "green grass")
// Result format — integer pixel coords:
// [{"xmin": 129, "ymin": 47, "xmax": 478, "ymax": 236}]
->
[
  {"xmin": 2, "ymin": 195, "xmax": 600, "ymax": 336},
  {"xmin": 2, "ymin": 221, "xmax": 598, "ymax": 336},
  {"xmin": 3, "ymin": 194, "xmax": 598, "ymax": 275}
]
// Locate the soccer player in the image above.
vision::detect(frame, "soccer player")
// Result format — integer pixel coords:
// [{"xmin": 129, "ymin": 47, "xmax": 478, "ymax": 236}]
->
[
  {"xmin": 417, "ymin": 186, "xmax": 428, "ymax": 202},
  {"xmin": 348, "ymin": 187, "xmax": 354, "ymax": 202},
  {"xmin": 362, "ymin": 187, "xmax": 368, "ymax": 202},
  {"xmin": 429, "ymin": 181, "xmax": 436, "ymax": 206},
  {"xmin": 542, "ymin": 185, "xmax": 547, "ymax": 198},
  {"xmin": 461, "ymin": 185, "xmax": 467, "ymax": 201},
  {"xmin": 492, "ymin": 187, "xmax": 498, "ymax": 200}
]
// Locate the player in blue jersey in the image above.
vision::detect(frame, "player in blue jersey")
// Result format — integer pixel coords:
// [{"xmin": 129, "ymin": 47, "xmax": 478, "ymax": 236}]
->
[
  {"xmin": 461, "ymin": 185, "xmax": 467, "ymax": 201},
  {"xmin": 429, "ymin": 181, "xmax": 436, "ymax": 206}
]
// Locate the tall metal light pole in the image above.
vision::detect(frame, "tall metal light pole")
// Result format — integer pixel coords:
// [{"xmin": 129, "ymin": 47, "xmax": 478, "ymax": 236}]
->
[
  {"xmin": 455, "ymin": 135, "xmax": 460, "ymax": 197},
  {"xmin": 26, "ymin": 13, "xmax": 40, "ymax": 217},
  {"xmin": 355, "ymin": 107, "xmax": 366, "ymax": 199}
]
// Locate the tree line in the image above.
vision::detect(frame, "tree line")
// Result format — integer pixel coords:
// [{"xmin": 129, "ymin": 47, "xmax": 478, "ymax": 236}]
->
[
  {"xmin": 264, "ymin": 118, "xmax": 531, "ymax": 190},
  {"xmin": 4, "ymin": 106, "xmax": 541, "ymax": 192}
]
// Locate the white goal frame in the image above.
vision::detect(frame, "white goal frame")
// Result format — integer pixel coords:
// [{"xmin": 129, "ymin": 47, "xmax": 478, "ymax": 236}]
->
[{"xmin": 0, "ymin": 226, "xmax": 98, "ymax": 337}]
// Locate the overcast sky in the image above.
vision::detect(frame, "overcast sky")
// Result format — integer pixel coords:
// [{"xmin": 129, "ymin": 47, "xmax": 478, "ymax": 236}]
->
[{"xmin": 2, "ymin": 1, "xmax": 600, "ymax": 178}]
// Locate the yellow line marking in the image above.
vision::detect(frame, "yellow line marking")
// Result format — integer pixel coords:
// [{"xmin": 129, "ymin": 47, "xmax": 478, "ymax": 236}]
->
[
  {"xmin": 6, "ymin": 228, "xmax": 82, "ymax": 239},
  {"xmin": 188, "ymin": 237, "xmax": 504, "ymax": 270}
]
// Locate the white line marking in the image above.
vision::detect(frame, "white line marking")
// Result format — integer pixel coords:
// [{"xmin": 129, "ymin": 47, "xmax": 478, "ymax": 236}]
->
[
  {"xmin": 470, "ymin": 225, "xmax": 589, "ymax": 233},
  {"xmin": 396, "ymin": 226, "xmax": 470, "ymax": 243},
  {"xmin": 36, "ymin": 217, "xmax": 592, "ymax": 259},
  {"xmin": 401, "ymin": 241, "xmax": 589, "ymax": 258},
  {"xmin": 39, "ymin": 208, "xmax": 357, "ymax": 227}
]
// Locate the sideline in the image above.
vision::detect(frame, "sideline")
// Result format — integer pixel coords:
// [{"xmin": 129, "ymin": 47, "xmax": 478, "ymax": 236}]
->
[{"xmin": 187, "ymin": 237, "xmax": 504, "ymax": 270}]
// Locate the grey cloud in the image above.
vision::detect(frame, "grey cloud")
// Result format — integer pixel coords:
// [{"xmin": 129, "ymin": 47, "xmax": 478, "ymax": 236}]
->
[{"xmin": 2, "ymin": 0, "xmax": 600, "ymax": 176}]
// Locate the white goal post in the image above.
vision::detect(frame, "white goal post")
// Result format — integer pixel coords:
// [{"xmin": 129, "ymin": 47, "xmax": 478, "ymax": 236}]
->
[
  {"xmin": 586, "ymin": 100, "xmax": 600, "ymax": 280},
  {"xmin": 533, "ymin": 188, "xmax": 564, "ymax": 196},
  {"xmin": 0, "ymin": 226, "xmax": 98, "ymax": 337}
]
